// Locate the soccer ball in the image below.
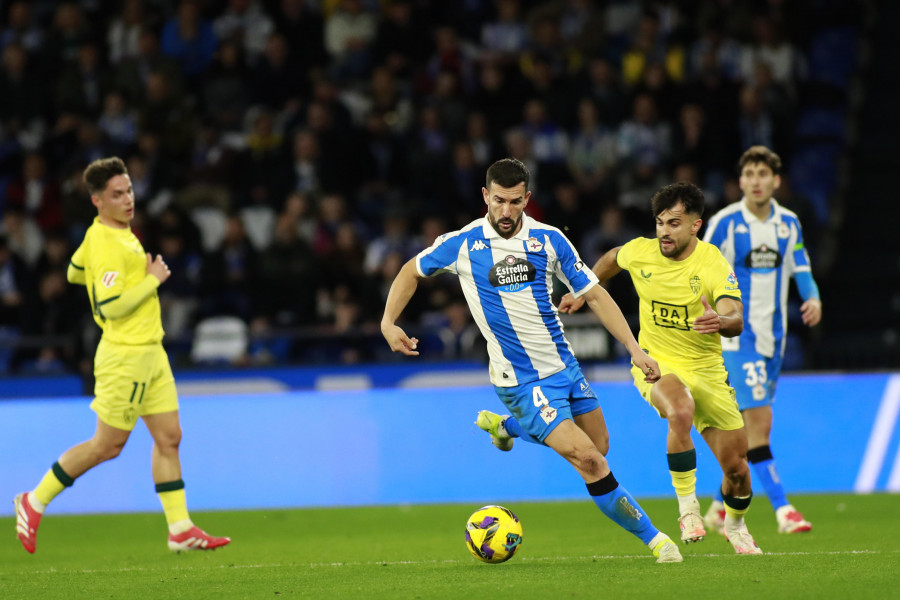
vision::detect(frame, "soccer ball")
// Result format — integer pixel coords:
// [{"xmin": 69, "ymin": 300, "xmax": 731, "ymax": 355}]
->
[{"xmin": 465, "ymin": 505, "xmax": 523, "ymax": 563}]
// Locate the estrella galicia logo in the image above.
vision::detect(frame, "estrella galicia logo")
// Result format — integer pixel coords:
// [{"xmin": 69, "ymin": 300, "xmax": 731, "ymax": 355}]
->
[
  {"xmin": 489, "ymin": 255, "xmax": 536, "ymax": 292},
  {"xmin": 746, "ymin": 245, "xmax": 782, "ymax": 270}
]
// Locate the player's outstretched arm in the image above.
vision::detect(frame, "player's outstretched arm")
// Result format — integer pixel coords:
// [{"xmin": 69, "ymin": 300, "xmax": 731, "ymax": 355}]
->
[
  {"xmin": 582, "ymin": 283, "xmax": 660, "ymax": 382},
  {"xmin": 693, "ymin": 296, "xmax": 743, "ymax": 337},
  {"xmin": 558, "ymin": 247, "xmax": 623, "ymax": 314},
  {"xmin": 381, "ymin": 259, "xmax": 422, "ymax": 356}
]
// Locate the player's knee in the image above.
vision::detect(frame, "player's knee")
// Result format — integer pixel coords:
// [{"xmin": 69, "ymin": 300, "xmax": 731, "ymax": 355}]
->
[
  {"xmin": 666, "ymin": 403, "xmax": 694, "ymax": 432},
  {"xmin": 574, "ymin": 448, "xmax": 608, "ymax": 479},
  {"xmin": 156, "ymin": 427, "xmax": 182, "ymax": 452},
  {"xmin": 93, "ymin": 440, "xmax": 126, "ymax": 463}
]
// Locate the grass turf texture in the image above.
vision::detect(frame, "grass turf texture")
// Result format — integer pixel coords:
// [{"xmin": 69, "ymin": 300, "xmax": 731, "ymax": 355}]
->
[{"xmin": 1, "ymin": 493, "xmax": 897, "ymax": 600}]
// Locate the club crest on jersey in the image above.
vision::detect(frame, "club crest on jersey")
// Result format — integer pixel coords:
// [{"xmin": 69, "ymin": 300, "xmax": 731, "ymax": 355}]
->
[
  {"xmin": 489, "ymin": 255, "xmax": 536, "ymax": 292},
  {"xmin": 690, "ymin": 275, "xmax": 701, "ymax": 294},
  {"xmin": 101, "ymin": 271, "xmax": 119, "ymax": 288},
  {"xmin": 777, "ymin": 222, "xmax": 790, "ymax": 238},
  {"xmin": 745, "ymin": 245, "xmax": 782, "ymax": 270},
  {"xmin": 525, "ymin": 237, "xmax": 543, "ymax": 252}
]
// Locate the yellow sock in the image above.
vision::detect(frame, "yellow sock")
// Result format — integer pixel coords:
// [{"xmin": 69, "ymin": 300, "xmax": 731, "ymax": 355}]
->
[
  {"xmin": 670, "ymin": 468, "xmax": 700, "ymax": 514},
  {"xmin": 156, "ymin": 480, "xmax": 190, "ymax": 526},
  {"xmin": 34, "ymin": 462, "xmax": 74, "ymax": 507},
  {"xmin": 723, "ymin": 495, "xmax": 752, "ymax": 519},
  {"xmin": 670, "ymin": 468, "xmax": 697, "ymax": 497}
]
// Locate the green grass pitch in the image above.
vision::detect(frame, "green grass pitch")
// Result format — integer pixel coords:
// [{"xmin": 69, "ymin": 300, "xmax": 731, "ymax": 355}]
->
[{"xmin": 1, "ymin": 493, "xmax": 897, "ymax": 600}]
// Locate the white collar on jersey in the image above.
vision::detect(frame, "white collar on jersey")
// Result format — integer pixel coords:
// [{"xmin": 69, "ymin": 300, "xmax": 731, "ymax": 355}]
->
[
  {"xmin": 740, "ymin": 196, "xmax": 783, "ymax": 224},
  {"xmin": 481, "ymin": 214, "xmax": 534, "ymax": 240}
]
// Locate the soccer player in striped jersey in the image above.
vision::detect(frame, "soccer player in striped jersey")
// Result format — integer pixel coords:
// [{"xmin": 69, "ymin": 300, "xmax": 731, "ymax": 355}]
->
[
  {"xmin": 559, "ymin": 182, "xmax": 764, "ymax": 555},
  {"xmin": 702, "ymin": 146, "xmax": 821, "ymax": 534},
  {"xmin": 14, "ymin": 157, "xmax": 229, "ymax": 553},
  {"xmin": 382, "ymin": 158, "xmax": 683, "ymax": 563}
]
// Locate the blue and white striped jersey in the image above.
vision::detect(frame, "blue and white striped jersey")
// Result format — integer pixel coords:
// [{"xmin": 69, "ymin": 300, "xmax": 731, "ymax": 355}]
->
[
  {"xmin": 703, "ymin": 198, "xmax": 813, "ymax": 358},
  {"xmin": 416, "ymin": 215, "xmax": 598, "ymax": 387}
]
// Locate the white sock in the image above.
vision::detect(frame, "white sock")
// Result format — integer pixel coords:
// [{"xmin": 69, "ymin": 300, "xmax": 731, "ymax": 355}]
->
[
  {"xmin": 27, "ymin": 491, "xmax": 46, "ymax": 514},
  {"xmin": 647, "ymin": 531, "xmax": 670, "ymax": 549},
  {"xmin": 676, "ymin": 494, "xmax": 701, "ymax": 516},
  {"xmin": 169, "ymin": 518, "xmax": 194, "ymax": 535}
]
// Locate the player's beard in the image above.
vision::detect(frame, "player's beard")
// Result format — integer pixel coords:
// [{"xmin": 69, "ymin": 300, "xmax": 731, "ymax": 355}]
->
[
  {"xmin": 658, "ymin": 236, "xmax": 687, "ymax": 258},
  {"xmin": 488, "ymin": 213, "xmax": 521, "ymax": 239}
]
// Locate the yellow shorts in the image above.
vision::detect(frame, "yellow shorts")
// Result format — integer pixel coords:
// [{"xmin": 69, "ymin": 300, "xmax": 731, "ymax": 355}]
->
[
  {"xmin": 91, "ymin": 339, "xmax": 179, "ymax": 431},
  {"xmin": 630, "ymin": 357, "xmax": 743, "ymax": 433}
]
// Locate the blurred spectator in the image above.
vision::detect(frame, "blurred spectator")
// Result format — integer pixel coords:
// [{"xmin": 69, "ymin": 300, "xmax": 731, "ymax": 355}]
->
[
  {"xmin": 198, "ymin": 214, "xmax": 258, "ymax": 320},
  {"xmin": 737, "ymin": 84, "xmax": 777, "ymax": 151},
  {"xmin": 463, "ymin": 111, "xmax": 501, "ymax": 171},
  {"xmin": 160, "ymin": 0, "xmax": 218, "ymax": 79},
  {"xmin": 577, "ymin": 56, "xmax": 625, "ymax": 127},
  {"xmin": 138, "ymin": 69, "xmax": 195, "ymax": 159},
  {"xmin": 212, "ymin": 0, "xmax": 274, "ymax": 62},
  {"xmin": 98, "ymin": 91, "xmax": 138, "ymax": 154},
  {"xmin": 272, "ymin": 0, "xmax": 327, "ymax": 77},
  {"xmin": 107, "ymin": 0, "xmax": 146, "ymax": 65},
  {"xmin": 617, "ymin": 92, "xmax": 672, "ymax": 175},
  {"xmin": 42, "ymin": 3, "xmax": 94, "ymax": 78},
  {"xmin": 0, "ymin": 233, "xmax": 25, "ymax": 326},
  {"xmin": 250, "ymin": 32, "xmax": 306, "ymax": 113},
  {"xmin": 567, "ymin": 97, "xmax": 618, "ymax": 202},
  {"xmin": 740, "ymin": 16, "xmax": 806, "ymax": 91},
  {"xmin": 1, "ymin": 205, "xmax": 44, "ymax": 267},
  {"xmin": 0, "ymin": 2, "xmax": 44, "ymax": 56},
  {"xmin": 373, "ymin": 0, "xmax": 430, "ymax": 79},
  {"xmin": 55, "ymin": 41, "xmax": 110, "ymax": 117},
  {"xmin": 425, "ymin": 26, "xmax": 478, "ymax": 94},
  {"xmin": 202, "ymin": 39, "xmax": 251, "ymax": 134},
  {"xmin": 115, "ymin": 27, "xmax": 184, "ymax": 105},
  {"xmin": 5, "ymin": 153, "xmax": 62, "ymax": 232},
  {"xmin": 324, "ymin": 0, "xmax": 377, "ymax": 83},
  {"xmin": 621, "ymin": 9, "xmax": 683, "ymax": 87},
  {"xmin": 480, "ymin": 0, "xmax": 529, "ymax": 66},
  {"xmin": 0, "ymin": 43, "xmax": 47, "ymax": 133}
]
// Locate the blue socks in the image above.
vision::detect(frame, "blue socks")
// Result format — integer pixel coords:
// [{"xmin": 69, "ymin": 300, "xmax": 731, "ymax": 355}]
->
[
  {"xmin": 587, "ymin": 472, "xmax": 658, "ymax": 544},
  {"xmin": 747, "ymin": 445, "xmax": 788, "ymax": 510},
  {"xmin": 501, "ymin": 416, "xmax": 540, "ymax": 444}
]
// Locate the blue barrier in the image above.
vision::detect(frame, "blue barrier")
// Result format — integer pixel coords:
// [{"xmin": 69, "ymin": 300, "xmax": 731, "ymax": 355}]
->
[{"xmin": 1, "ymin": 373, "xmax": 897, "ymax": 516}]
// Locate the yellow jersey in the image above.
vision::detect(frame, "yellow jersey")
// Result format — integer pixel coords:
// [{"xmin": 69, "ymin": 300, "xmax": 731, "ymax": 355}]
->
[
  {"xmin": 69, "ymin": 217, "xmax": 164, "ymax": 345},
  {"xmin": 617, "ymin": 237, "xmax": 741, "ymax": 367}
]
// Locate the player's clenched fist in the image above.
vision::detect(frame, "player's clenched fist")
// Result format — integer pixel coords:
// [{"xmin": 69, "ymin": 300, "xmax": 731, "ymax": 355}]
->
[{"xmin": 146, "ymin": 252, "xmax": 171, "ymax": 284}]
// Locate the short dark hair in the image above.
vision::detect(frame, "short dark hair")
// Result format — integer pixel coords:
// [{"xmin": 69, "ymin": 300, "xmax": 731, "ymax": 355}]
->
[
  {"xmin": 651, "ymin": 182, "xmax": 705, "ymax": 218},
  {"xmin": 738, "ymin": 145, "xmax": 782, "ymax": 175},
  {"xmin": 486, "ymin": 158, "xmax": 530, "ymax": 190},
  {"xmin": 83, "ymin": 157, "xmax": 128, "ymax": 196}
]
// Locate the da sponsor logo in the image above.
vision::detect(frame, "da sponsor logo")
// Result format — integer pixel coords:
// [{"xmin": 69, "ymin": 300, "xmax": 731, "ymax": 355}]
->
[{"xmin": 101, "ymin": 271, "xmax": 119, "ymax": 288}]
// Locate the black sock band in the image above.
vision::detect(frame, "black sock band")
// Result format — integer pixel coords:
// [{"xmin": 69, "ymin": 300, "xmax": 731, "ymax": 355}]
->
[
  {"xmin": 666, "ymin": 449, "xmax": 697, "ymax": 472},
  {"xmin": 586, "ymin": 472, "xmax": 619, "ymax": 496},
  {"xmin": 155, "ymin": 479, "xmax": 185, "ymax": 493},
  {"xmin": 747, "ymin": 445, "xmax": 773, "ymax": 464},
  {"xmin": 722, "ymin": 491, "xmax": 752, "ymax": 511},
  {"xmin": 52, "ymin": 461, "xmax": 75, "ymax": 487}
]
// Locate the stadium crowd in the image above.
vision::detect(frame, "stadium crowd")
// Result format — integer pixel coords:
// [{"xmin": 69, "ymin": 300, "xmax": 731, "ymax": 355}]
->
[{"xmin": 0, "ymin": 0, "xmax": 854, "ymax": 377}]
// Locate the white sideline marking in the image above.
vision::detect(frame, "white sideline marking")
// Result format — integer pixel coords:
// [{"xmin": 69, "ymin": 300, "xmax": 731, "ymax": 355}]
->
[
  {"xmin": 9, "ymin": 549, "xmax": 898, "ymax": 575},
  {"xmin": 855, "ymin": 375, "xmax": 900, "ymax": 492}
]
